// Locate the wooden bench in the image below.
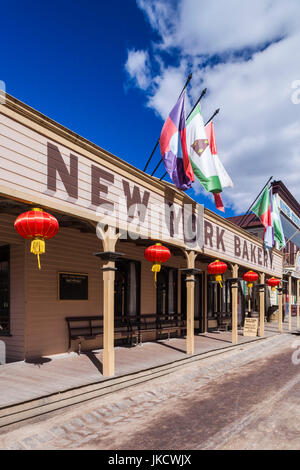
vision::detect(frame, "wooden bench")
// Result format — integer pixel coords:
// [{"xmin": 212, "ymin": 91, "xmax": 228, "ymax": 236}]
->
[
  {"xmin": 131, "ymin": 314, "xmax": 186, "ymax": 344},
  {"xmin": 158, "ymin": 314, "xmax": 186, "ymax": 340},
  {"xmin": 66, "ymin": 314, "xmax": 187, "ymax": 352},
  {"xmin": 131, "ymin": 314, "xmax": 159, "ymax": 345},
  {"xmin": 215, "ymin": 312, "xmax": 232, "ymax": 331},
  {"xmin": 65, "ymin": 316, "xmax": 138, "ymax": 353}
]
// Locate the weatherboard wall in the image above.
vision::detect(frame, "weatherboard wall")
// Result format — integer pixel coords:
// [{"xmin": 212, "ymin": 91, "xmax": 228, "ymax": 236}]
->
[{"xmin": 24, "ymin": 228, "xmax": 196, "ymax": 358}]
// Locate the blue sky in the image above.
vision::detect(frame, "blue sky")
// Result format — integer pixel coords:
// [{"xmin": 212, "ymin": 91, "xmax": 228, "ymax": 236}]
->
[
  {"xmin": 1, "ymin": 0, "xmax": 299, "ymax": 217},
  {"xmin": 0, "ymin": 1, "xmax": 161, "ymax": 169}
]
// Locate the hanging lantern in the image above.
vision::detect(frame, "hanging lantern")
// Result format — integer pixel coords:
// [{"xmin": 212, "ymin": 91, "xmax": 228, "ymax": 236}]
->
[
  {"xmin": 267, "ymin": 277, "xmax": 280, "ymax": 292},
  {"xmin": 14, "ymin": 208, "xmax": 59, "ymax": 269},
  {"xmin": 207, "ymin": 259, "xmax": 227, "ymax": 288},
  {"xmin": 243, "ymin": 270, "xmax": 259, "ymax": 293},
  {"xmin": 144, "ymin": 243, "xmax": 171, "ymax": 282}
]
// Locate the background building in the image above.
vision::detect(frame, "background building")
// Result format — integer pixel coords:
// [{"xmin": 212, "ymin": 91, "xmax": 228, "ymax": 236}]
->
[{"xmin": 228, "ymin": 180, "xmax": 300, "ymax": 317}]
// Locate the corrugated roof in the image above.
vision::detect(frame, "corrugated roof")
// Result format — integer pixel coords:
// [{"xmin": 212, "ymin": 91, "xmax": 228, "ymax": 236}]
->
[{"xmin": 226, "ymin": 213, "xmax": 262, "ymax": 228}]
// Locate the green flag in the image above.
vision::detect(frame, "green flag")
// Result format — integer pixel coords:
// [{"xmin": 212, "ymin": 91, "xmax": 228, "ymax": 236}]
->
[
  {"xmin": 186, "ymin": 104, "xmax": 222, "ymax": 193},
  {"xmin": 251, "ymin": 186, "xmax": 273, "ymax": 248},
  {"xmin": 272, "ymin": 194, "xmax": 285, "ymax": 248}
]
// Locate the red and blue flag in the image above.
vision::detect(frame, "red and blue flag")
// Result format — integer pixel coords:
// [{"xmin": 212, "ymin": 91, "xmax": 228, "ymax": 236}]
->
[{"xmin": 159, "ymin": 92, "xmax": 194, "ymax": 190}]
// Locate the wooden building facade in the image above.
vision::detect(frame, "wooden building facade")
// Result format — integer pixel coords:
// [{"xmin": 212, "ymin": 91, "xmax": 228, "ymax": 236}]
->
[{"xmin": 0, "ymin": 94, "xmax": 283, "ymax": 373}]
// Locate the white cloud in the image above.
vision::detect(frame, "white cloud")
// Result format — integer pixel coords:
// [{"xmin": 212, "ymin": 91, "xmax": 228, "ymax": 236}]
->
[
  {"xmin": 147, "ymin": 63, "xmax": 192, "ymax": 119},
  {"xmin": 138, "ymin": 0, "xmax": 300, "ymax": 55},
  {"xmin": 127, "ymin": 0, "xmax": 300, "ymax": 213},
  {"xmin": 125, "ymin": 49, "xmax": 151, "ymax": 90}
]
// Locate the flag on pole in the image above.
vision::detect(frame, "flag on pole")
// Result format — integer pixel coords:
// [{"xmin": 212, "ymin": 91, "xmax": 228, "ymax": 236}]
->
[
  {"xmin": 205, "ymin": 122, "xmax": 234, "ymax": 190},
  {"xmin": 272, "ymin": 194, "xmax": 285, "ymax": 248},
  {"xmin": 186, "ymin": 104, "xmax": 222, "ymax": 193},
  {"xmin": 186, "ymin": 104, "xmax": 233, "ymax": 212},
  {"xmin": 205, "ymin": 121, "xmax": 234, "ymax": 213},
  {"xmin": 251, "ymin": 185, "xmax": 274, "ymax": 248},
  {"xmin": 160, "ymin": 92, "xmax": 194, "ymax": 190}
]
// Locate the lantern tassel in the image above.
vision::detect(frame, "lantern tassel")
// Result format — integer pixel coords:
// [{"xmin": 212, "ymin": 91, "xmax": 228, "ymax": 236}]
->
[
  {"xmin": 30, "ymin": 238, "xmax": 45, "ymax": 270},
  {"xmin": 216, "ymin": 274, "xmax": 223, "ymax": 288},
  {"xmin": 152, "ymin": 263, "xmax": 161, "ymax": 282}
]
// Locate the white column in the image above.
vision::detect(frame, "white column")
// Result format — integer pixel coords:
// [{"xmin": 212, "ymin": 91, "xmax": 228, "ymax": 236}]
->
[
  {"xmin": 231, "ymin": 264, "xmax": 239, "ymax": 344},
  {"xmin": 186, "ymin": 274, "xmax": 195, "ymax": 355},
  {"xmin": 289, "ymin": 275, "xmax": 292, "ymax": 331},
  {"xmin": 184, "ymin": 251, "xmax": 197, "ymax": 355},
  {"xmin": 259, "ymin": 273, "xmax": 265, "ymax": 337},
  {"xmin": 278, "ymin": 281, "xmax": 283, "ymax": 333},
  {"xmin": 297, "ymin": 280, "xmax": 300, "ymax": 329},
  {"xmin": 102, "ymin": 261, "xmax": 116, "ymax": 376},
  {"xmin": 96, "ymin": 226, "xmax": 120, "ymax": 377}
]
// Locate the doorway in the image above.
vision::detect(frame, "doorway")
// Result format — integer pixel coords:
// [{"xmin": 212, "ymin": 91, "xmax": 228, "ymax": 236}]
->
[
  {"xmin": 114, "ymin": 258, "xmax": 141, "ymax": 320},
  {"xmin": 156, "ymin": 266, "xmax": 178, "ymax": 317},
  {"xmin": 0, "ymin": 245, "xmax": 10, "ymax": 335}
]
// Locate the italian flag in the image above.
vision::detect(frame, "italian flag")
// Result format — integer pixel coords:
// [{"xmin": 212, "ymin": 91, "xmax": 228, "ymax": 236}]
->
[
  {"xmin": 251, "ymin": 186, "xmax": 274, "ymax": 248},
  {"xmin": 186, "ymin": 104, "xmax": 233, "ymax": 212}
]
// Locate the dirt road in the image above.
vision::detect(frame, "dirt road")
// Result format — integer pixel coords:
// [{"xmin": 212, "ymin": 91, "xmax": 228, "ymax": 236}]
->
[{"xmin": 1, "ymin": 333, "xmax": 299, "ymax": 450}]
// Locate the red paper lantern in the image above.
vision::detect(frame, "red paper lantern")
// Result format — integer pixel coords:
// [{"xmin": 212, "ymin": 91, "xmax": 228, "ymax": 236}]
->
[
  {"xmin": 144, "ymin": 243, "xmax": 171, "ymax": 282},
  {"xmin": 243, "ymin": 270, "xmax": 259, "ymax": 291},
  {"xmin": 267, "ymin": 277, "xmax": 280, "ymax": 292},
  {"xmin": 14, "ymin": 208, "xmax": 59, "ymax": 269},
  {"xmin": 207, "ymin": 259, "xmax": 227, "ymax": 287}
]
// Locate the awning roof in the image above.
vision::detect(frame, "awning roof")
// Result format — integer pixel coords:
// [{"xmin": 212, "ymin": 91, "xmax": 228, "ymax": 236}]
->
[{"xmin": 280, "ymin": 213, "xmax": 300, "ymax": 247}]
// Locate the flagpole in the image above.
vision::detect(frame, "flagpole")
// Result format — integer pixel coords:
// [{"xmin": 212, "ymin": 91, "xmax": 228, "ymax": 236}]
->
[
  {"xmin": 205, "ymin": 108, "xmax": 220, "ymax": 126},
  {"xmin": 143, "ymin": 73, "xmax": 193, "ymax": 173},
  {"xmin": 150, "ymin": 74, "xmax": 195, "ymax": 177},
  {"xmin": 143, "ymin": 139, "xmax": 160, "ymax": 173},
  {"xmin": 159, "ymin": 107, "xmax": 220, "ymax": 182},
  {"xmin": 238, "ymin": 176, "xmax": 273, "ymax": 227},
  {"xmin": 187, "ymin": 88, "xmax": 207, "ymax": 116}
]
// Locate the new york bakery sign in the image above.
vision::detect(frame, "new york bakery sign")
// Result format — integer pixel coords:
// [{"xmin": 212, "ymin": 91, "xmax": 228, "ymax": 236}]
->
[
  {"xmin": 46, "ymin": 142, "xmax": 203, "ymax": 249},
  {"xmin": 203, "ymin": 219, "xmax": 280, "ymax": 273},
  {"xmin": 0, "ymin": 111, "xmax": 282, "ymax": 275},
  {"xmin": 46, "ymin": 143, "xmax": 280, "ymax": 274}
]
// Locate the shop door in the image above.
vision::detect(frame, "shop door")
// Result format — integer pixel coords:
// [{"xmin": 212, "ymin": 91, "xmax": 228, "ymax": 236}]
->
[
  {"xmin": 0, "ymin": 245, "xmax": 10, "ymax": 334},
  {"xmin": 114, "ymin": 259, "xmax": 141, "ymax": 321},
  {"xmin": 224, "ymin": 279, "xmax": 246, "ymax": 327},
  {"xmin": 157, "ymin": 267, "xmax": 178, "ymax": 317}
]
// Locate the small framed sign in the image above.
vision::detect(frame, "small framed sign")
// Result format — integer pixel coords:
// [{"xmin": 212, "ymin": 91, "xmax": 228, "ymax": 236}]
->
[
  {"xmin": 58, "ymin": 272, "xmax": 88, "ymax": 300},
  {"xmin": 243, "ymin": 318, "xmax": 258, "ymax": 337}
]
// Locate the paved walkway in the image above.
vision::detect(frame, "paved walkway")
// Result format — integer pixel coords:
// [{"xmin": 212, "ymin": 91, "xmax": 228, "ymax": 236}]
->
[
  {"xmin": 0, "ymin": 318, "xmax": 298, "ymax": 410},
  {"xmin": 0, "ymin": 332, "xmax": 298, "ymax": 450}
]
